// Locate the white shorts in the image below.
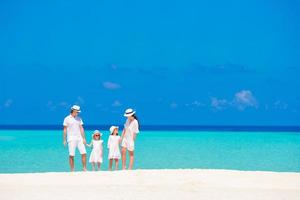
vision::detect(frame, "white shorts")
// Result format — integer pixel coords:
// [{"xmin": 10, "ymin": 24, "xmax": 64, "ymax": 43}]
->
[
  {"xmin": 68, "ymin": 140, "xmax": 86, "ymax": 156},
  {"xmin": 121, "ymin": 138, "xmax": 135, "ymax": 151}
]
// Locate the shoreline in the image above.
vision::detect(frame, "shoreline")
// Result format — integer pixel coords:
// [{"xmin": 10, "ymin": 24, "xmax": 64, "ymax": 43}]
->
[
  {"xmin": 1, "ymin": 169, "xmax": 300, "ymax": 200},
  {"xmin": 1, "ymin": 125, "xmax": 300, "ymax": 132},
  {"xmin": 1, "ymin": 168, "xmax": 300, "ymax": 175}
]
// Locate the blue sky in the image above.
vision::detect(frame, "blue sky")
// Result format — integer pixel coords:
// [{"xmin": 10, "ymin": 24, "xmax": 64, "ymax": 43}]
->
[{"xmin": 0, "ymin": 0, "xmax": 299, "ymax": 125}]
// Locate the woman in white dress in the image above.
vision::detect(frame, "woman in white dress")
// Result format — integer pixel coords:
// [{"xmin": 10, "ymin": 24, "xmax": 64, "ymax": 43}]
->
[
  {"xmin": 121, "ymin": 108, "xmax": 140, "ymax": 170},
  {"xmin": 86, "ymin": 130, "xmax": 103, "ymax": 171},
  {"xmin": 107, "ymin": 126, "xmax": 121, "ymax": 170}
]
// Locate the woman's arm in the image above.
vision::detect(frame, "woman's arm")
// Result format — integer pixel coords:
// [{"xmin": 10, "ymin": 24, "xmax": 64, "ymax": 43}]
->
[
  {"xmin": 121, "ymin": 129, "xmax": 126, "ymax": 140},
  {"xmin": 133, "ymin": 132, "xmax": 137, "ymax": 141},
  {"xmin": 132, "ymin": 120, "xmax": 139, "ymax": 141}
]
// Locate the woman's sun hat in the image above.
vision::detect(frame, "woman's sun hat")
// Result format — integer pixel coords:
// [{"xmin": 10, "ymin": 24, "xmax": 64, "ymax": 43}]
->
[
  {"xmin": 124, "ymin": 108, "xmax": 136, "ymax": 117},
  {"xmin": 93, "ymin": 130, "xmax": 102, "ymax": 137},
  {"xmin": 109, "ymin": 126, "xmax": 119, "ymax": 134},
  {"xmin": 71, "ymin": 105, "xmax": 81, "ymax": 113}
]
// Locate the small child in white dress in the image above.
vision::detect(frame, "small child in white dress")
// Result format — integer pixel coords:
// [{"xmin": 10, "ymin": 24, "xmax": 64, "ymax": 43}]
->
[
  {"xmin": 86, "ymin": 130, "xmax": 103, "ymax": 171},
  {"xmin": 107, "ymin": 126, "xmax": 121, "ymax": 170}
]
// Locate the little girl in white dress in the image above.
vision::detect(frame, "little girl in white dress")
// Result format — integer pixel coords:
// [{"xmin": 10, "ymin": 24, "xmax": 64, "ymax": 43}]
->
[
  {"xmin": 107, "ymin": 126, "xmax": 121, "ymax": 170},
  {"xmin": 87, "ymin": 130, "xmax": 103, "ymax": 171}
]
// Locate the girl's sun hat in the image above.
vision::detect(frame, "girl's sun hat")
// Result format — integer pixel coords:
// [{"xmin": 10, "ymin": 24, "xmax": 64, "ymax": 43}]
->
[
  {"xmin": 109, "ymin": 126, "xmax": 119, "ymax": 134},
  {"xmin": 93, "ymin": 130, "xmax": 102, "ymax": 137},
  {"xmin": 124, "ymin": 108, "xmax": 136, "ymax": 117}
]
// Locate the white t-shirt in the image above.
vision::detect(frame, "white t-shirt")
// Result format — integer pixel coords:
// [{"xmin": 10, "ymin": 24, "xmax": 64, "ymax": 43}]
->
[
  {"xmin": 124, "ymin": 119, "xmax": 139, "ymax": 141},
  {"xmin": 63, "ymin": 115, "xmax": 83, "ymax": 142}
]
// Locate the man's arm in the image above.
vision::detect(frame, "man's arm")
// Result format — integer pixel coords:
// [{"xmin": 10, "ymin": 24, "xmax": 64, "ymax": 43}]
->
[
  {"xmin": 63, "ymin": 126, "xmax": 67, "ymax": 146},
  {"xmin": 80, "ymin": 125, "xmax": 86, "ymax": 145}
]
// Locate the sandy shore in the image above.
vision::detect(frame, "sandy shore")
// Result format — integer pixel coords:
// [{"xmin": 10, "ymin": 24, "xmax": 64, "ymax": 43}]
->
[{"xmin": 1, "ymin": 169, "xmax": 300, "ymax": 200}]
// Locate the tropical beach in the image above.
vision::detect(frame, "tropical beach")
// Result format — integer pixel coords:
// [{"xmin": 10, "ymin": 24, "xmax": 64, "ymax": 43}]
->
[
  {"xmin": 1, "ymin": 169, "xmax": 300, "ymax": 200},
  {"xmin": 1, "ymin": 127, "xmax": 300, "ymax": 199},
  {"xmin": 1, "ymin": 0, "xmax": 300, "ymax": 199}
]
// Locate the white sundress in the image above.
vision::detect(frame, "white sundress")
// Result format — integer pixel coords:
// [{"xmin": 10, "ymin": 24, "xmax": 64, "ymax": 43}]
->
[
  {"xmin": 107, "ymin": 135, "xmax": 121, "ymax": 159},
  {"xmin": 121, "ymin": 119, "xmax": 139, "ymax": 151},
  {"xmin": 89, "ymin": 140, "xmax": 103, "ymax": 163}
]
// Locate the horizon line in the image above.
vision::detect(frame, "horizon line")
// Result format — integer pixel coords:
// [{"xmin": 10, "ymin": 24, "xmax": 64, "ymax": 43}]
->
[{"xmin": 0, "ymin": 124, "xmax": 300, "ymax": 132}]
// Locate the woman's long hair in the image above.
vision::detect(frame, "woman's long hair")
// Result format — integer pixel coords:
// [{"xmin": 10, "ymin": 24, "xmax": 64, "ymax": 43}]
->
[{"xmin": 132, "ymin": 114, "xmax": 140, "ymax": 129}]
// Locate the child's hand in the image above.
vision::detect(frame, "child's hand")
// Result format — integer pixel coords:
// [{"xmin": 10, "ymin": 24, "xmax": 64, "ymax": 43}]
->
[{"xmin": 63, "ymin": 140, "xmax": 67, "ymax": 147}]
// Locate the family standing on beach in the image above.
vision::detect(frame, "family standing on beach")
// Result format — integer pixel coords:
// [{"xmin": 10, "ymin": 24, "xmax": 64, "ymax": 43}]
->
[{"xmin": 63, "ymin": 105, "xmax": 139, "ymax": 171}]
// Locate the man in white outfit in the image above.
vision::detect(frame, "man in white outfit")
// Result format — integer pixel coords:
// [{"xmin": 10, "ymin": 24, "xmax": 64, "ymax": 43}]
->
[{"xmin": 63, "ymin": 105, "xmax": 87, "ymax": 171}]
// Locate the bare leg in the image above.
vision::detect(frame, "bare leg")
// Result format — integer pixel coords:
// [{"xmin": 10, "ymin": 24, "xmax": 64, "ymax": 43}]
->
[
  {"xmin": 121, "ymin": 147, "xmax": 127, "ymax": 170},
  {"xmin": 97, "ymin": 162, "xmax": 101, "ymax": 171},
  {"xmin": 115, "ymin": 159, "xmax": 119, "ymax": 170},
  {"xmin": 128, "ymin": 151, "xmax": 134, "ymax": 170},
  {"xmin": 91, "ymin": 162, "xmax": 95, "ymax": 171},
  {"xmin": 81, "ymin": 154, "xmax": 87, "ymax": 171},
  {"xmin": 109, "ymin": 159, "xmax": 113, "ymax": 170},
  {"xmin": 69, "ymin": 156, "xmax": 75, "ymax": 172}
]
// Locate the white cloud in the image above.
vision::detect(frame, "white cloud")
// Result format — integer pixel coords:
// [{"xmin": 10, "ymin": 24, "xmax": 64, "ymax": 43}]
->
[
  {"xmin": 185, "ymin": 100, "xmax": 206, "ymax": 110},
  {"xmin": 273, "ymin": 100, "xmax": 288, "ymax": 110},
  {"xmin": 209, "ymin": 90, "xmax": 258, "ymax": 111},
  {"xmin": 46, "ymin": 100, "xmax": 70, "ymax": 110},
  {"xmin": 191, "ymin": 100, "xmax": 205, "ymax": 107},
  {"xmin": 211, "ymin": 97, "xmax": 228, "ymax": 110},
  {"xmin": 103, "ymin": 81, "xmax": 121, "ymax": 90},
  {"xmin": 233, "ymin": 90, "xmax": 258, "ymax": 110},
  {"xmin": 4, "ymin": 99, "xmax": 13, "ymax": 108},
  {"xmin": 112, "ymin": 100, "xmax": 122, "ymax": 107}
]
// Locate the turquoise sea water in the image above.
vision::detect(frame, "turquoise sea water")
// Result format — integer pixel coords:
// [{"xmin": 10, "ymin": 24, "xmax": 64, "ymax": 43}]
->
[{"xmin": 0, "ymin": 130, "xmax": 300, "ymax": 173}]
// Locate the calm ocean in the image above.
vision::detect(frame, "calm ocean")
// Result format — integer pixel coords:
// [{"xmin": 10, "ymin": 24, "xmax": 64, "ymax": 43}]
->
[{"xmin": 0, "ymin": 127, "xmax": 300, "ymax": 173}]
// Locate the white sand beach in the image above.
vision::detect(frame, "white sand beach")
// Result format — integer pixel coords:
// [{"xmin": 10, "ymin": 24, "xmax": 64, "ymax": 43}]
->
[{"xmin": 1, "ymin": 169, "xmax": 300, "ymax": 200}]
